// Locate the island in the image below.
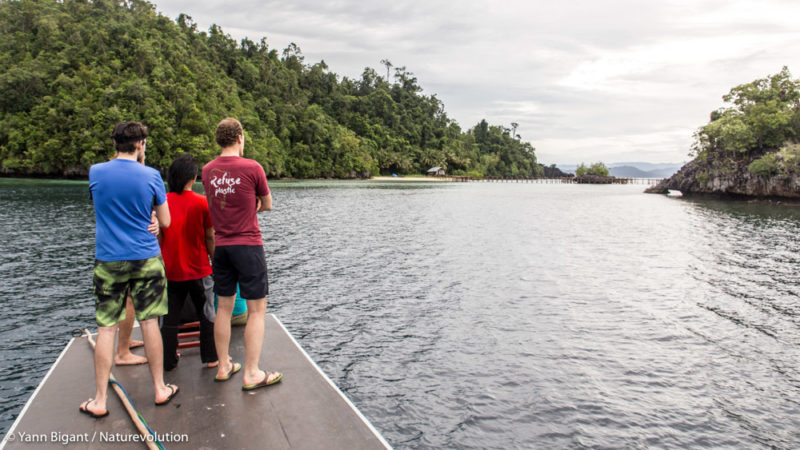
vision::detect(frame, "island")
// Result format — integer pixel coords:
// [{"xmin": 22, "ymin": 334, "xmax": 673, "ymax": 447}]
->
[{"xmin": 647, "ymin": 68, "xmax": 800, "ymax": 199}]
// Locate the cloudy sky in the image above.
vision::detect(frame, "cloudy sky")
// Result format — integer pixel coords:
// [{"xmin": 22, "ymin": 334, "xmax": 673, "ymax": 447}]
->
[{"xmin": 154, "ymin": 0, "xmax": 800, "ymax": 165}]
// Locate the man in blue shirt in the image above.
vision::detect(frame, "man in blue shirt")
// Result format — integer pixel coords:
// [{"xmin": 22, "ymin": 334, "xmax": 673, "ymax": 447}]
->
[{"xmin": 79, "ymin": 122, "xmax": 178, "ymax": 418}]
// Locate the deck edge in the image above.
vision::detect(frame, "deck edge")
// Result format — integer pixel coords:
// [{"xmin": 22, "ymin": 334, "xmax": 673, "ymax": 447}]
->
[
  {"xmin": 270, "ymin": 314, "xmax": 393, "ymax": 449},
  {"xmin": 1, "ymin": 336, "xmax": 78, "ymax": 448}
]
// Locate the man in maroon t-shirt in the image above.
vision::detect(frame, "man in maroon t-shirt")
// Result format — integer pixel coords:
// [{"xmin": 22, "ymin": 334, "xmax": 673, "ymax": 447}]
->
[{"xmin": 202, "ymin": 118, "xmax": 282, "ymax": 390}]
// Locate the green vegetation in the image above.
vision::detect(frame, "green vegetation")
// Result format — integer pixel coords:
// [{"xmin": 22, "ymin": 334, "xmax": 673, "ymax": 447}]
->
[
  {"xmin": 0, "ymin": 0, "xmax": 542, "ymax": 178},
  {"xmin": 747, "ymin": 153, "xmax": 778, "ymax": 176},
  {"xmin": 575, "ymin": 162, "xmax": 609, "ymax": 177},
  {"xmin": 748, "ymin": 141, "xmax": 800, "ymax": 177},
  {"xmin": 690, "ymin": 67, "xmax": 800, "ymax": 178}
]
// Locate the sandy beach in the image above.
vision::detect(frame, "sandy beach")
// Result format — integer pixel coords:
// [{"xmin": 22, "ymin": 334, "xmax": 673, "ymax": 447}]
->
[{"xmin": 370, "ymin": 176, "xmax": 454, "ymax": 182}]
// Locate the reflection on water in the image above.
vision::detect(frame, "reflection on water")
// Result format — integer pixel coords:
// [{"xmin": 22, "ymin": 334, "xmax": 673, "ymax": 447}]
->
[{"xmin": 1, "ymin": 179, "xmax": 799, "ymax": 448}]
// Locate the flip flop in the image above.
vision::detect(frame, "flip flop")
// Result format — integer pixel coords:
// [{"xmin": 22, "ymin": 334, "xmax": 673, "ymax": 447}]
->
[
  {"xmin": 242, "ymin": 371, "xmax": 283, "ymax": 391},
  {"xmin": 155, "ymin": 384, "xmax": 179, "ymax": 406},
  {"xmin": 214, "ymin": 362, "xmax": 242, "ymax": 382},
  {"xmin": 79, "ymin": 399, "xmax": 109, "ymax": 418}
]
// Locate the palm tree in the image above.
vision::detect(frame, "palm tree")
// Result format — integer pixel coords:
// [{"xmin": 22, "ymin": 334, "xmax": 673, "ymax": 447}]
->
[{"xmin": 380, "ymin": 59, "xmax": 393, "ymax": 82}]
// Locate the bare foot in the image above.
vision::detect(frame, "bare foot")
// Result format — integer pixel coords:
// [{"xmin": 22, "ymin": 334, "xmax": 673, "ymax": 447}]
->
[
  {"xmin": 128, "ymin": 339, "xmax": 144, "ymax": 349},
  {"xmin": 206, "ymin": 356, "xmax": 233, "ymax": 368},
  {"xmin": 115, "ymin": 352, "xmax": 147, "ymax": 366}
]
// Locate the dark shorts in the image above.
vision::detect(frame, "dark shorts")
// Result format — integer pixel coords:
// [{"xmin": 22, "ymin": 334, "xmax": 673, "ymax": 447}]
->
[
  {"xmin": 213, "ymin": 245, "xmax": 269, "ymax": 299},
  {"xmin": 93, "ymin": 255, "xmax": 168, "ymax": 327}
]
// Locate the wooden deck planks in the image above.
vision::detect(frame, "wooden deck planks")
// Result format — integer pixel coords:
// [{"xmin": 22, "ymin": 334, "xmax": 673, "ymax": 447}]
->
[{"xmin": 2, "ymin": 314, "xmax": 389, "ymax": 450}]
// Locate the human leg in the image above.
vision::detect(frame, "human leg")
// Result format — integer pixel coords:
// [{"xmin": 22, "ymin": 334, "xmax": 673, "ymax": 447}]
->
[
  {"xmin": 140, "ymin": 318, "xmax": 177, "ymax": 404},
  {"xmin": 186, "ymin": 278, "xmax": 218, "ymax": 364},
  {"xmin": 202, "ymin": 275, "xmax": 216, "ymax": 323},
  {"xmin": 212, "ymin": 246, "xmax": 239, "ymax": 379},
  {"xmin": 235, "ymin": 246, "xmax": 278, "ymax": 387},
  {"xmin": 128, "ymin": 256, "xmax": 175, "ymax": 403},
  {"xmin": 83, "ymin": 325, "xmax": 117, "ymax": 416},
  {"xmin": 122, "ymin": 294, "xmax": 145, "ymax": 347},
  {"xmin": 162, "ymin": 281, "xmax": 189, "ymax": 371},
  {"xmin": 214, "ymin": 295, "xmax": 235, "ymax": 378},
  {"xmin": 115, "ymin": 294, "xmax": 147, "ymax": 365},
  {"xmin": 241, "ymin": 298, "xmax": 267, "ymax": 385},
  {"xmin": 83, "ymin": 260, "xmax": 128, "ymax": 416},
  {"xmin": 201, "ymin": 276, "xmax": 226, "ymax": 368},
  {"xmin": 240, "ymin": 297, "xmax": 280, "ymax": 389}
]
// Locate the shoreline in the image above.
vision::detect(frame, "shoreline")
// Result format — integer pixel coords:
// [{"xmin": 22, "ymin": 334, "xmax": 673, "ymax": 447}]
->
[
  {"xmin": 0, "ymin": 174, "xmax": 456, "ymax": 183},
  {"xmin": 369, "ymin": 176, "xmax": 453, "ymax": 182}
]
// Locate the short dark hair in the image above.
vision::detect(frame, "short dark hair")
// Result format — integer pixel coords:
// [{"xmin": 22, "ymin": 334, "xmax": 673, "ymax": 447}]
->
[
  {"xmin": 111, "ymin": 121, "xmax": 148, "ymax": 153},
  {"xmin": 167, "ymin": 153, "xmax": 198, "ymax": 194},
  {"xmin": 215, "ymin": 118, "xmax": 242, "ymax": 148}
]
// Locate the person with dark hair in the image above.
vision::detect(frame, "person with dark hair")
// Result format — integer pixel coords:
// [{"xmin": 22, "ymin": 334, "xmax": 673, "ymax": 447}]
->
[
  {"xmin": 159, "ymin": 153, "xmax": 219, "ymax": 370},
  {"xmin": 80, "ymin": 121, "xmax": 177, "ymax": 419},
  {"xmin": 202, "ymin": 117, "xmax": 282, "ymax": 390},
  {"xmin": 114, "ymin": 141, "xmax": 169, "ymax": 366},
  {"xmin": 113, "ymin": 143, "xmax": 155, "ymax": 367}
]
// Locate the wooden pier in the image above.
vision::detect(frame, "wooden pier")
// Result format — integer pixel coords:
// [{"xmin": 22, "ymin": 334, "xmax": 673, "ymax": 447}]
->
[
  {"xmin": 445, "ymin": 176, "xmax": 664, "ymax": 185},
  {"xmin": 1, "ymin": 315, "xmax": 390, "ymax": 449}
]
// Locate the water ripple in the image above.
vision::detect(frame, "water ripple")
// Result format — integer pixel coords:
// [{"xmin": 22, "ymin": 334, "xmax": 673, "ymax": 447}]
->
[{"xmin": 2, "ymin": 180, "xmax": 800, "ymax": 448}]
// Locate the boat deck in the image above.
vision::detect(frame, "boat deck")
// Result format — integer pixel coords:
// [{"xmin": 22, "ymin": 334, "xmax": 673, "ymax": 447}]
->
[{"xmin": 2, "ymin": 314, "xmax": 390, "ymax": 449}]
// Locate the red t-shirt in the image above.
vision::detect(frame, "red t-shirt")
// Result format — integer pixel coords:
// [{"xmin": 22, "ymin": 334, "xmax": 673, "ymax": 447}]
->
[
  {"xmin": 201, "ymin": 156, "xmax": 269, "ymax": 246},
  {"xmin": 159, "ymin": 191, "xmax": 213, "ymax": 281}
]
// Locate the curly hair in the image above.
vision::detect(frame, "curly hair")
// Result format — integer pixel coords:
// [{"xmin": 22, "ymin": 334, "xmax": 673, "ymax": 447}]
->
[
  {"xmin": 111, "ymin": 121, "xmax": 148, "ymax": 153},
  {"xmin": 215, "ymin": 118, "xmax": 243, "ymax": 148}
]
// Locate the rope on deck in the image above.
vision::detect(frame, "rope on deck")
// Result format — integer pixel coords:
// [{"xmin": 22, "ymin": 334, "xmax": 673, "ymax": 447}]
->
[{"xmin": 84, "ymin": 329, "xmax": 164, "ymax": 450}]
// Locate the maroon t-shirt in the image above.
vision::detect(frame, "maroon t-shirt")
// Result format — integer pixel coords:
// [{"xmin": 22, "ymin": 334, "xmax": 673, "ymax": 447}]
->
[{"xmin": 202, "ymin": 156, "xmax": 269, "ymax": 246}]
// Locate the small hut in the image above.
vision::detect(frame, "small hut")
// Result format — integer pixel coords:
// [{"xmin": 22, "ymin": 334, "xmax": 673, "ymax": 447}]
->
[{"xmin": 427, "ymin": 167, "xmax": 446, "ymax": 177}]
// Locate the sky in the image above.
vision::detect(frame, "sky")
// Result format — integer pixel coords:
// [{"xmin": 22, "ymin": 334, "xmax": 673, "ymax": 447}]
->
[{"xmin": 153, "ymin": 0, "xmax": 800, "ymax": 166}]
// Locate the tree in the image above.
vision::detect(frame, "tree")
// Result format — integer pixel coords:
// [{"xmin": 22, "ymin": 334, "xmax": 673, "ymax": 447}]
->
[
  {"xmin": 576, "ymin": 162, "xmax": 609, "ymax": 177},
  {"xmin": 694, "ymin": 67, "xmax": 800, "ymax": 156},
  {"xmin": 0, "ymin": 0, "xmax": 543, "ymax": 179},
  {"xmin": 380, "ymin": 59, "xmax": 393, "ymax": 82}
]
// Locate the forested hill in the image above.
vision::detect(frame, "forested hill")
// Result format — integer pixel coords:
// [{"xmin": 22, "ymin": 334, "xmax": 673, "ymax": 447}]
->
[
  {"xmin": 0, "ymin": 0, "xmax": 542, "ymax": 179},
  {"xmin": 647, "ymin": 68, "xmax": 800, "ymax": 198}
]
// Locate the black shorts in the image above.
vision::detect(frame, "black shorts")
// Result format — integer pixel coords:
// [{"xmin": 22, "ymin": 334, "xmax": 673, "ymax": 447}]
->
[{"xmin": 213, "ymin": 245, "xmax": 269, "ymax": 299}]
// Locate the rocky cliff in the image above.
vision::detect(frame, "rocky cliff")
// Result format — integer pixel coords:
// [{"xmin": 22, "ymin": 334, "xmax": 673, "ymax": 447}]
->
[
  {"xmin": 645, "ymin": 157, "xmax": 800, "ymax": 198},
  {"xmin": 646, "ymin": 68, "xmax": 800, "ymax": 199}
]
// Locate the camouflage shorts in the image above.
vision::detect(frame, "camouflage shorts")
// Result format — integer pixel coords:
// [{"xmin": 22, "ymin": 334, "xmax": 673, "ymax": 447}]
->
[{"xmin": 93, "ymin": 255, "xmax": 168, "ymax": 327}]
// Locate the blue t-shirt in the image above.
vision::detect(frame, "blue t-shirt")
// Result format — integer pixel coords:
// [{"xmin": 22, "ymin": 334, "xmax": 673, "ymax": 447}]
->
[{"xmin": 89, "ymin": 159, "xmax": 167, "ymax": 261}]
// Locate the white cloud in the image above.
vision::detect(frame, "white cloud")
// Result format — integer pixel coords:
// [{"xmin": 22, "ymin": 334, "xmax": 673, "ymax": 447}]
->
[
  {"xmin": 559, "ymin": 32, "xmax": 800, "ymax": 95},
  {"xmin": 535, "ymin": 128, "xmax": 695, "ymax": 166},
  {"xmin": 154, "ymin": 0, "xmax": 800, "ymax": 164}
]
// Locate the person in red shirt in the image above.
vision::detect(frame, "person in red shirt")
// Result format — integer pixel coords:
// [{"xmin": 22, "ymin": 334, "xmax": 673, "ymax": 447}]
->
[
  {"xmin": 160, "ymin": 153, "xmax": 218, "ymax": 370},
  {"xmin": 202, "ymin": 118, "xmax": 281, "ymax": 390}
]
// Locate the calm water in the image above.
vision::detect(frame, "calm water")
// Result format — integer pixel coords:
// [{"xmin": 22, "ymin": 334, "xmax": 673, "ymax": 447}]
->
[{"xmin": 1, "ymin": 178, "xmax": 800, "ymax": 448}]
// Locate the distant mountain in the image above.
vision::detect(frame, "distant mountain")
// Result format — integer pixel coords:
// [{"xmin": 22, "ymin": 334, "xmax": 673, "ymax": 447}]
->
[
  {"xmin": 554, "ymin": 164, "xmax": 579, "ymax": 174},
  {"xmin": 609, "ymin": 162, "xmax": 684, "ymax": 172},
  {"xmin": 556, "ymin": 162, "xmax": 682, "ymax": 178},
  {"xmin": 608, "ymin": 165, "xmax": 681, "ymax": 178},
  {"xmin": 608, "ymin": 166, "xmax": 651, "ymax": 177}
]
